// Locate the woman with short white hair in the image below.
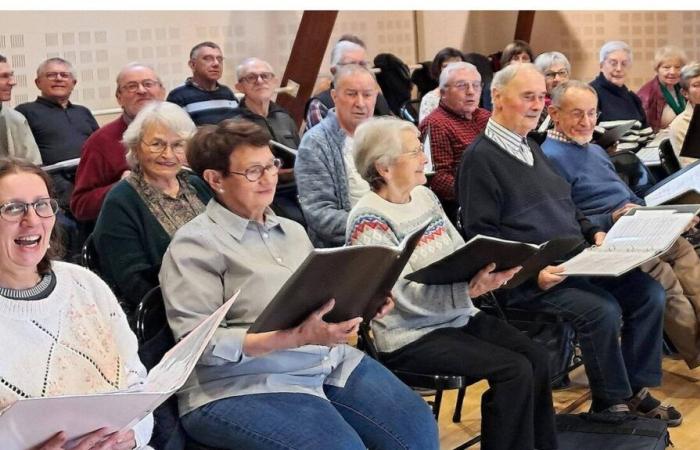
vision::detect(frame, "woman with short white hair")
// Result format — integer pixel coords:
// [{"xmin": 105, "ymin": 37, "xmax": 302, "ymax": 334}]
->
[
  {"xmin": 637, "ymin": 46, "xmax": 688, "ymax": 132},
  {"xmin": 347, "ymin": 116, "xmax": 557, "ymax": 450},
  {"xmin": 591, "ymin": 40, "xmax": 648, "ymax": 126},
  {"xmin": 93, "ymin": 101, "xmax": 211, "ymax": 317}
]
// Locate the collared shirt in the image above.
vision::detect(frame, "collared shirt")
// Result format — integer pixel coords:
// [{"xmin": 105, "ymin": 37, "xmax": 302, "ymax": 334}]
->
[
  {"xmin": 485, "ymin": 118, "xmax": 534, "ymax": 166},
  {"xmin": 547, "ymin": 129, "xmax": 577, "ymax": 145},
  {"xmin": 159, "ymin": 200, "xmax": 364, "ymax": 416},
  {"xmin": 418, "ymin": 101, "xmax": 491, "ymax": 201}
]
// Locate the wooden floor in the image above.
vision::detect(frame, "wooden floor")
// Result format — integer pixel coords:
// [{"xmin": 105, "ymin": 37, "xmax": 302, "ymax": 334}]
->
[{"xmin": 435, "ymin": 356, "xmax": 700, "ymax": 449}]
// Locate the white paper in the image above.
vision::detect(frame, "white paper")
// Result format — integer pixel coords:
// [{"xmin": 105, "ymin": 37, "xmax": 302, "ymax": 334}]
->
[
  {"xmin": 423, "ymin": 126, "xmax": 434, "ymax": 175},
  {"xmin": 561, "ymin": 249, "xmax": 657, "ymax": 276},
  {"xmin": 41, "ymin": 158, "xmax": 80, "ymax": 173},
  {"xmin": 644, "ymin": 162, "xmax": 700, "ymax": 206},
  {"xmin": 0, "ymin": 292, "xmax": 238, "ymax": 450},
  {"xmin": 269, "ymin": 139, "xmax": 298, "ymax": 157}
]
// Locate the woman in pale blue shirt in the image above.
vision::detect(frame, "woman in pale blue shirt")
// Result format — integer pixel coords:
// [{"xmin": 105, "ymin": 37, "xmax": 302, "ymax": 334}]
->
[{"xmin": 159, "ymin": 118, "xmax": 439, "ymax": 450}]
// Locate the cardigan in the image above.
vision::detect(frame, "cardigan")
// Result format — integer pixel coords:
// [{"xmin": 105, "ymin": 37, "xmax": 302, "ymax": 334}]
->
[
  {"xmin": 92, "ymin": 173, "xmax": 212, "ymax": 311},
  {"xmin": 346, "ymin": 186, "xmax": 476, "ymax": 353},
  {"xmin": 0, "ymin": 261, "xmax": 153, "ymax": 448},
  {"xmin": 70, "ymin": 115, "xmax": 129, "ymax": 221},
  {"xmin": 637, "ymin": 77, "xmax": 675, "ymax": 133},
  {"xmin": 590, "ymin": 72, "xmax": 648, "ymax": 127},
  {"xmin": 0, "ymin": 105, "xmax": 42, "ymax": 164},
  {"xmin": 294, "ymin": 109, "xmax": 352, "ymax": 247}
]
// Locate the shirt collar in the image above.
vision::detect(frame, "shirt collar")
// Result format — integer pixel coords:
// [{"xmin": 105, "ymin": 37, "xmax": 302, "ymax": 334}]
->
[
  {"xmin": 206, "ymin": 198, "xmax": 283, "ymax": 241},
  {"xmin": 487, "ymin": 118, "xmax": 528, "ymax": 145},
  {"xmin": 36, "ymin": 96, "xmax": 71, "ymax": 109},
  {"xmin": 186, "ymin": 77, "xmax": 221, "ymax": 92},
  {"xmin": 547, "ymin": 129, "xmax": 592, "ymax": 148}
]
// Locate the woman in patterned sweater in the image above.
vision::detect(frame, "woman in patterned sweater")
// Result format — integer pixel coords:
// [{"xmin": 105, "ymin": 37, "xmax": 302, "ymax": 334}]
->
[
  {"xmin": 0, "ymin": 158, "xmax": 152, "ymax": 449},
  {"xmin": 346, "ymin": 117, "xmax": 557, "ymax": 450}
]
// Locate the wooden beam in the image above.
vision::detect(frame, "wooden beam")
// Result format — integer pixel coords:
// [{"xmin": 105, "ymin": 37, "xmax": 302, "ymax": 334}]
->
[
  {"xmin": 514, "ymin": 11, "xmax": 536, "ymax": 42},
  {"xmin": 276, "ymin": 11, "xmax": 338, "ymax": 127}
]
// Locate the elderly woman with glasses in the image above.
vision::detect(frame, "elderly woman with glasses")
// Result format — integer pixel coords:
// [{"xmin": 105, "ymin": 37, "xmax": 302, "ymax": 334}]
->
[
  {"xmin": 0, "ymin": 158, "xmax": 153, "ymax": 450},
  {"xmin": 534, "ymin": 51, "xmax": 571, "ymax": 130},
  {"xmin": 591, "ymin": 41, "xmax": 648, "ymax": 127},
  {"xmin": 345, "ymin": 116, "xmax": 557, "ymax": 450},
  {"xmin": 158, "ymin": 118, "xmax": 439, "ymax": 450},
  {"xmin": 637, "ymin": 46, "xmax": 688, "ymax": 133},
  {"xmin": 92, "ymin": 101, "xmax": 211, "ymax": 319}
]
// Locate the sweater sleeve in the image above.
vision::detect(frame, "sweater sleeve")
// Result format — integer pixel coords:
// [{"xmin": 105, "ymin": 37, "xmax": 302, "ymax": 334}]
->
[
  {"xmin": 295, "ymin": 132, "xmax": 348, "ymax": 247},
  {"xmin": 347, "ymin": 211, "xmax": 473, "ymax": 319},
  {"xmin": 71, "ymin": 137, "xmax": 120, "ymax": 221}
]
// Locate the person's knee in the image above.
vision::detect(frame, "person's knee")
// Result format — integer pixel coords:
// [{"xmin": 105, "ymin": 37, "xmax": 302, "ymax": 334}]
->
[
  {"xmin": 577, "ymin": 294, "xmax": 621, "ymax": 332},
  {"xmin": 495, "ymin": 353, "xmax": 533, "ymax": 384}
]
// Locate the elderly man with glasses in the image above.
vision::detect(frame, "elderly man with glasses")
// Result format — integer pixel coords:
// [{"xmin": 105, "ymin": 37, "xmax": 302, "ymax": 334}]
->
[
  {"xmin": 231, "ymin": 57, "xmax": 305, "ymax": 225},
  {"xmin": 71, "ymin": 62, "xmax": 165, "ymax": 222},
  {"xmin": 167, "ymin": 41, "xmax": 239, "ymax": 126},
  {"xmin": 419, "ymin": 61, "xmax": 490, "ymax": 221}
]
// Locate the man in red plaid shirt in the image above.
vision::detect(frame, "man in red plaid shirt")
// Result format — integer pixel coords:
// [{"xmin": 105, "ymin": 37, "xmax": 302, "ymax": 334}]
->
[{"xmin": 419, "ymin": 62, "xmax": 490, "ymax": 220}]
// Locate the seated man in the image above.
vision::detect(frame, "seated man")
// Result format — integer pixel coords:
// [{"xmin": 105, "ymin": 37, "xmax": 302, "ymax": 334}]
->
[
  {"xmin": 542, "ymin": 79, "xmax": 700, "ymax": 370},
  {"xmin": 231, "ymin": 57, "xmax": 303, "ymax": 223},
  {"xmin": 458, "ymin": 63, "xmax": 680, "ymax": 425},
  {"xmin": 304, "ymin": 34, "xmax": 391, "ymax": 131},
  {"xmin": 419, "ymin": 62, "xmax": 490, "ymax": 220},
  {"xmin": 16, "ymin": 57, "xmax": 99, "ymax": 210},
  {"xmin": 71, "ymin": 63, "xmax": 166, "ymax": 222},
  {"xmin": 295, "ymin": 63, "xmax": 378, "ymax": 247},
  {"xmin": 669, "ymin": 62, "xmax": 700, "ymax": 166},
  {"xmin": 166, "ymin": 41, "xmax": 238, "ymax": 125},
  {"xmin": 0, "ymin": 53, "xmax": 41, "ymax": 164}
]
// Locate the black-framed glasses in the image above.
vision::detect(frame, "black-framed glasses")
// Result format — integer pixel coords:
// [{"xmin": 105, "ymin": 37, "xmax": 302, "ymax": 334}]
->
[
  {"xmin": 544, "ymin": 69, "xmax": 569, "ymax": 80},
  {"xmin": 229, "ymin": 158, "xmax": 282, "ymax": 182},
  {"xmin": 0, "ymin": 198, "xmax": 59, "ymax": 222},
  {"xmin": 141, "ymin": 139, "xmax": 187, "ymax": 154},
  {"xmin": 44, "ymin": 71, "xmax": 73, "ymax": 80},
  {"xmin": 119, "ymin": 79, "xmax": 161, "ymax": 93},
  {"xmin": 239, "ymin": 72, "xmax": 275, "ymax": 84}
]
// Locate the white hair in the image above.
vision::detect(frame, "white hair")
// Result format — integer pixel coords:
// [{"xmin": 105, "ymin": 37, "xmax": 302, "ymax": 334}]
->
[
  {"xmin": 438, "ymin": 62, "xmax": 479, "ymax": 89},
  {"xmin": 534, "ymin": 51, "xmax": 571, "ymax": 74},
  {"xmin": 599, "ymin": 41, "xmax": 632, "ymax": 64},
  {"xmin": 491, "ymin": 62, "xmax": 540, "ymax": 97},
  {"xmin": 330, "ymin": 41, "xmax": 365, "ymax": 68},
  {"xmin": 236, "ymin": 57, "xmax": 274, "ymax": 81},
  {"xmin": 680, "ymin": 62, "xmax": 700, "ymax": 91},
  {"xmin": 653, "ymin": 46, "xmax": 687, "ymax": 70}
]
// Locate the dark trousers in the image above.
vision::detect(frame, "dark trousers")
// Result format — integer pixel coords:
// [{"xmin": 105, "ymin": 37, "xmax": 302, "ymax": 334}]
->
[
  {"xmin": 381, "ymin": 312, "xmax": 557, "ymax": 450},
  {"xmin": 502, "ymin": 269, "xmax": 665, "ymax": 403}
]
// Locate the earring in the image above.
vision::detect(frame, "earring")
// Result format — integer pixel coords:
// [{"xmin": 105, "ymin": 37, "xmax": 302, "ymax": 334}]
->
[{"xmin": 218, "ymin": 188, "xmax": 225, "ymax": 193}]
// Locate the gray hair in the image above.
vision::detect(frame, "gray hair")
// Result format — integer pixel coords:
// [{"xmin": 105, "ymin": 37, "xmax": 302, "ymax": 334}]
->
[
  {"xmin": 550, "ymin": 80, "xmax": 597, "ymax": 108},
  {"xmin": 122, "ymin": 101, "xmax": 197, "ymax": 170},
  {"xmin": 438, "ymin": 62, "xmax": 479, "ymax": 89},
  {"xmin": 353, "ymin": 116, "xmax": 418, "ymax": 191},
  {"xmin": 491, "ymin": 62, "xmax": 541, "ymax": 97},
  {"xmin": 236, "ymin": 57, "xmax": 274, "ymax": 80},
  {"xmin": 330, "ymin": 40, "xmax": 366, "ymax": 68},
  {"xmin": 332, "ymin": 63, "xmax": 377, "ymax": 89},
  {"xmin": 534, "ymin": 51, "xmax": 571, "ymax": 74},
  {"xmin": 680, "ymin": 62, "xmax": 700, "ymax": 91},
  {"xmin": 37, "ymin": 57, "xmax": 75, "ymax": 78},
  {"xmin": 653, "ymin": 45, "xmax": 687, "ymax": 70},
  {"xmin": 116, "ymin": 62, "xmax": 161, "ymax": 86},
  {"xmin": 599, "ymin": 40, "xmax": 632, "ymax": 64}
]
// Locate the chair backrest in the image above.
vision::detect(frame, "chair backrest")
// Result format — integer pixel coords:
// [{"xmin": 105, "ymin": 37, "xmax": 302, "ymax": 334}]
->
[
  {"xmin": 136, "ymin": 285, "xmax": 168, "ymax": 344},
  {"xmin": 399, "ymin": 99, "xmax": 422, "ymax": 125},
  {"xmin": 659, "ymin": 138, "xmax": 682, "ymax": 176},
  {"xmin": 80, "ymin": 233, "xmax": 100, "ymax": 275},
  {"xmin": 608, "ymin": 150, "xmax": 656, "ymax": 195}
]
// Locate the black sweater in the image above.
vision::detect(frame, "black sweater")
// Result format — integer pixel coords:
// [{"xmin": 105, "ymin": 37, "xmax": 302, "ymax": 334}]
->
[
  {"xmin": 590, "ymin": 72, "xmax": 648, "ymax": 127},
  {"xmin": 457, "ymin": 134, "xmax": 599, "ymax": 246}
]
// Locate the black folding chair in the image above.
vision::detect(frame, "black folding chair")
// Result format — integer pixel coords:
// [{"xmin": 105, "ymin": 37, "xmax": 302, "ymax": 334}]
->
[
  {"xmin": 659, "ymin": 138, "xmax": 682, "ymax": 176},
  {"xmin": 609, "ymin": 150, "xmax": 657, "ymax": 196},
  {"xmin": 358, "ymin": 323, "xmax": 480, "ymax": 449},
  {"xmin": 399, "ymin": 99, "xmax": 422, "ymax": 125},
  {"xmin": 80, "ymin": 233, "xmax": 100, "ymax": 275}
]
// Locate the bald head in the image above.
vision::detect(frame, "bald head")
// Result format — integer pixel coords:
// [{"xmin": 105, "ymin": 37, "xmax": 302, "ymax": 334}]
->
[
  {"xmin": 491, "ymin": 63, "xmax": 547, "ymax": 136},
  {"xmin": 115, "ymin": 63, "xmax": 165, "ymax": 118}
]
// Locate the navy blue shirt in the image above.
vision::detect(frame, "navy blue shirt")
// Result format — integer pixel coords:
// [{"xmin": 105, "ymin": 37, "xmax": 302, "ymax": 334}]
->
[
  {"xmin": 15, "ymin": 97, "xmax": 99, "ymax": 165},
  {"xmin": 166, "ymin": 79, "xmax": 239, "ymax": 126}
]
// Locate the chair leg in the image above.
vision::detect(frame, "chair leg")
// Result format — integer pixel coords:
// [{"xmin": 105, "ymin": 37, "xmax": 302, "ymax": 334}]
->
[
  {"xmin": 453, "ymin": 434, "xmax": 482, "ymax": 450},
  {"xmin": 432, "ymin": 389, "xmax": 443, "ymax": 420},
  {"xmin": 452, "ymin": 386, "xmax": 466, "ymax": 423}
]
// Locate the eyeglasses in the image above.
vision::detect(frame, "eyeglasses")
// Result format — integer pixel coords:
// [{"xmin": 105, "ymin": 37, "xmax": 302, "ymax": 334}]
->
[
  {"xmin": 544, "ymin": 69, "xmax": 569, "ymax": 80},
  {"xmin": 336, "ymin": 60, "xmax": 370, "ymax": 68},
  {"xmin": 229, "ymin": 158, "xmax": 282, "ymax": 182},
  {"xmin": 604, "ymin": 59, "xmax": 630, "ymax": 69},
  {"xmin": 0, "ymin": 198, "xmax": 59, "ymax": 222},
  {"xmin": 239, "ymin": 72, "xmax": 275, "ymax": 84},
  {"xmin": 141, "ymin": 139, "xmax": 187, "ymax": 154},
  {"xmin": 446, "ymin": 81, "xmax": 484, "ymax": 91},
  {"xmin": 563, "ymin": 109, "xmax": 601, "ymax": 122},
  {"xmin": 44, "ymin": 71, "xmax": 73, "ymax": 80},
  {"xmin": 119, "ymin": 79, "xmax": 161, "ymax": 93},
  {"xmin": 401, "ymin": 144, "xmax": 424, "ymax": 158}
]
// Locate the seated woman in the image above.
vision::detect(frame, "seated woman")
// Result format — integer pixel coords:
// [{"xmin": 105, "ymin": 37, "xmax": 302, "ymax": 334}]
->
[
  {"xmin": 345, "ymin": 117, "xmax": 557, "ymax": 450},
  {"xmin": 534, "ymin": 51, "xmax": 571, "ymax": 131},
  {"xmin": 670, "ymin": 62, "xmax": 700, "ymax": 166},
  {"xmin": 158, "ymin": 118, "xmax": 439, "ymax": 450},
  {"xmin": 93, "ymin": 101, "xmax": 211, "ymax": 317},
  {"xmin": 500, "ymin": 39, "xmax": 534, "ymax": 67},
  {"xmin": 637, "ymin": 46, "xmax": 688, "ymax": 133},
  {"xmin": 419, "ymin": 47, "xmax": 466, "ymax": 122},
  {"xmin": 0, "ymin": 158, "xmax": 152, "ymax": 450}
]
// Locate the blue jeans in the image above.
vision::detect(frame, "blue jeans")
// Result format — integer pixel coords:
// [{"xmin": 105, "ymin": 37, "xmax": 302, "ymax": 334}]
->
[
  {"xmin": 502, "ymin": 268, "xmax": 665, "ymax": 402},
  {"xmin": 180, "ymin": 356, "xmax": 439, "ymax": 450}
]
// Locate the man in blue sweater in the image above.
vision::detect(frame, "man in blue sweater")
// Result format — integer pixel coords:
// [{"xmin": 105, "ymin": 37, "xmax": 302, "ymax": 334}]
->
[
  {"xmin": 458, "ymin": 63, "xmax": 681, "ymax": 425},
  {"xmin": 542, "ymin": 80, "xmax": 700, "ymax": 371}
]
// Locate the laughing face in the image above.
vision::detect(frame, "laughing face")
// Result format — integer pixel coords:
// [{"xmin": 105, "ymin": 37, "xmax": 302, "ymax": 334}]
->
[{"xmin": 0, "ymin": 172, "xmax": 56, "ymax": 280}]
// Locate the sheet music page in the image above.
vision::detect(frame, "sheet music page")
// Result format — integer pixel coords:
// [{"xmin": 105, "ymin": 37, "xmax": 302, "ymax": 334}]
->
[
  {"xmin": 423, "ymin": 127, "xmax": 434, "ymax": 174},
  {"xmin": 645, "ymin": 162, "xmax": 700, "ymax": 206},
  {"xmin": 561, "ymin": 249, "xmax": 657, "ymax": 275},
  {"xmin": 603, "ymin": 211, "xmax": 693, "ymax": 252}
]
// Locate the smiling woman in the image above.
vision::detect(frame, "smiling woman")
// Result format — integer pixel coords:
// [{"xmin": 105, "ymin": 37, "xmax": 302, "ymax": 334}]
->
[{"xmin": 0, "ymin": 157, "xmax": 153, "ymax": 450}]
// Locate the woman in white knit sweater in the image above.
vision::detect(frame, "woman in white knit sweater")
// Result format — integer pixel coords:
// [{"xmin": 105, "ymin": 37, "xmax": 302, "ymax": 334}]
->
[
  {"xmin": 0, "ymin": 158, "xmax": 152, "ymax": 450},
  {"xmin": 346, "ymin": 117, "xmax": 557, "ymax": 450}
]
